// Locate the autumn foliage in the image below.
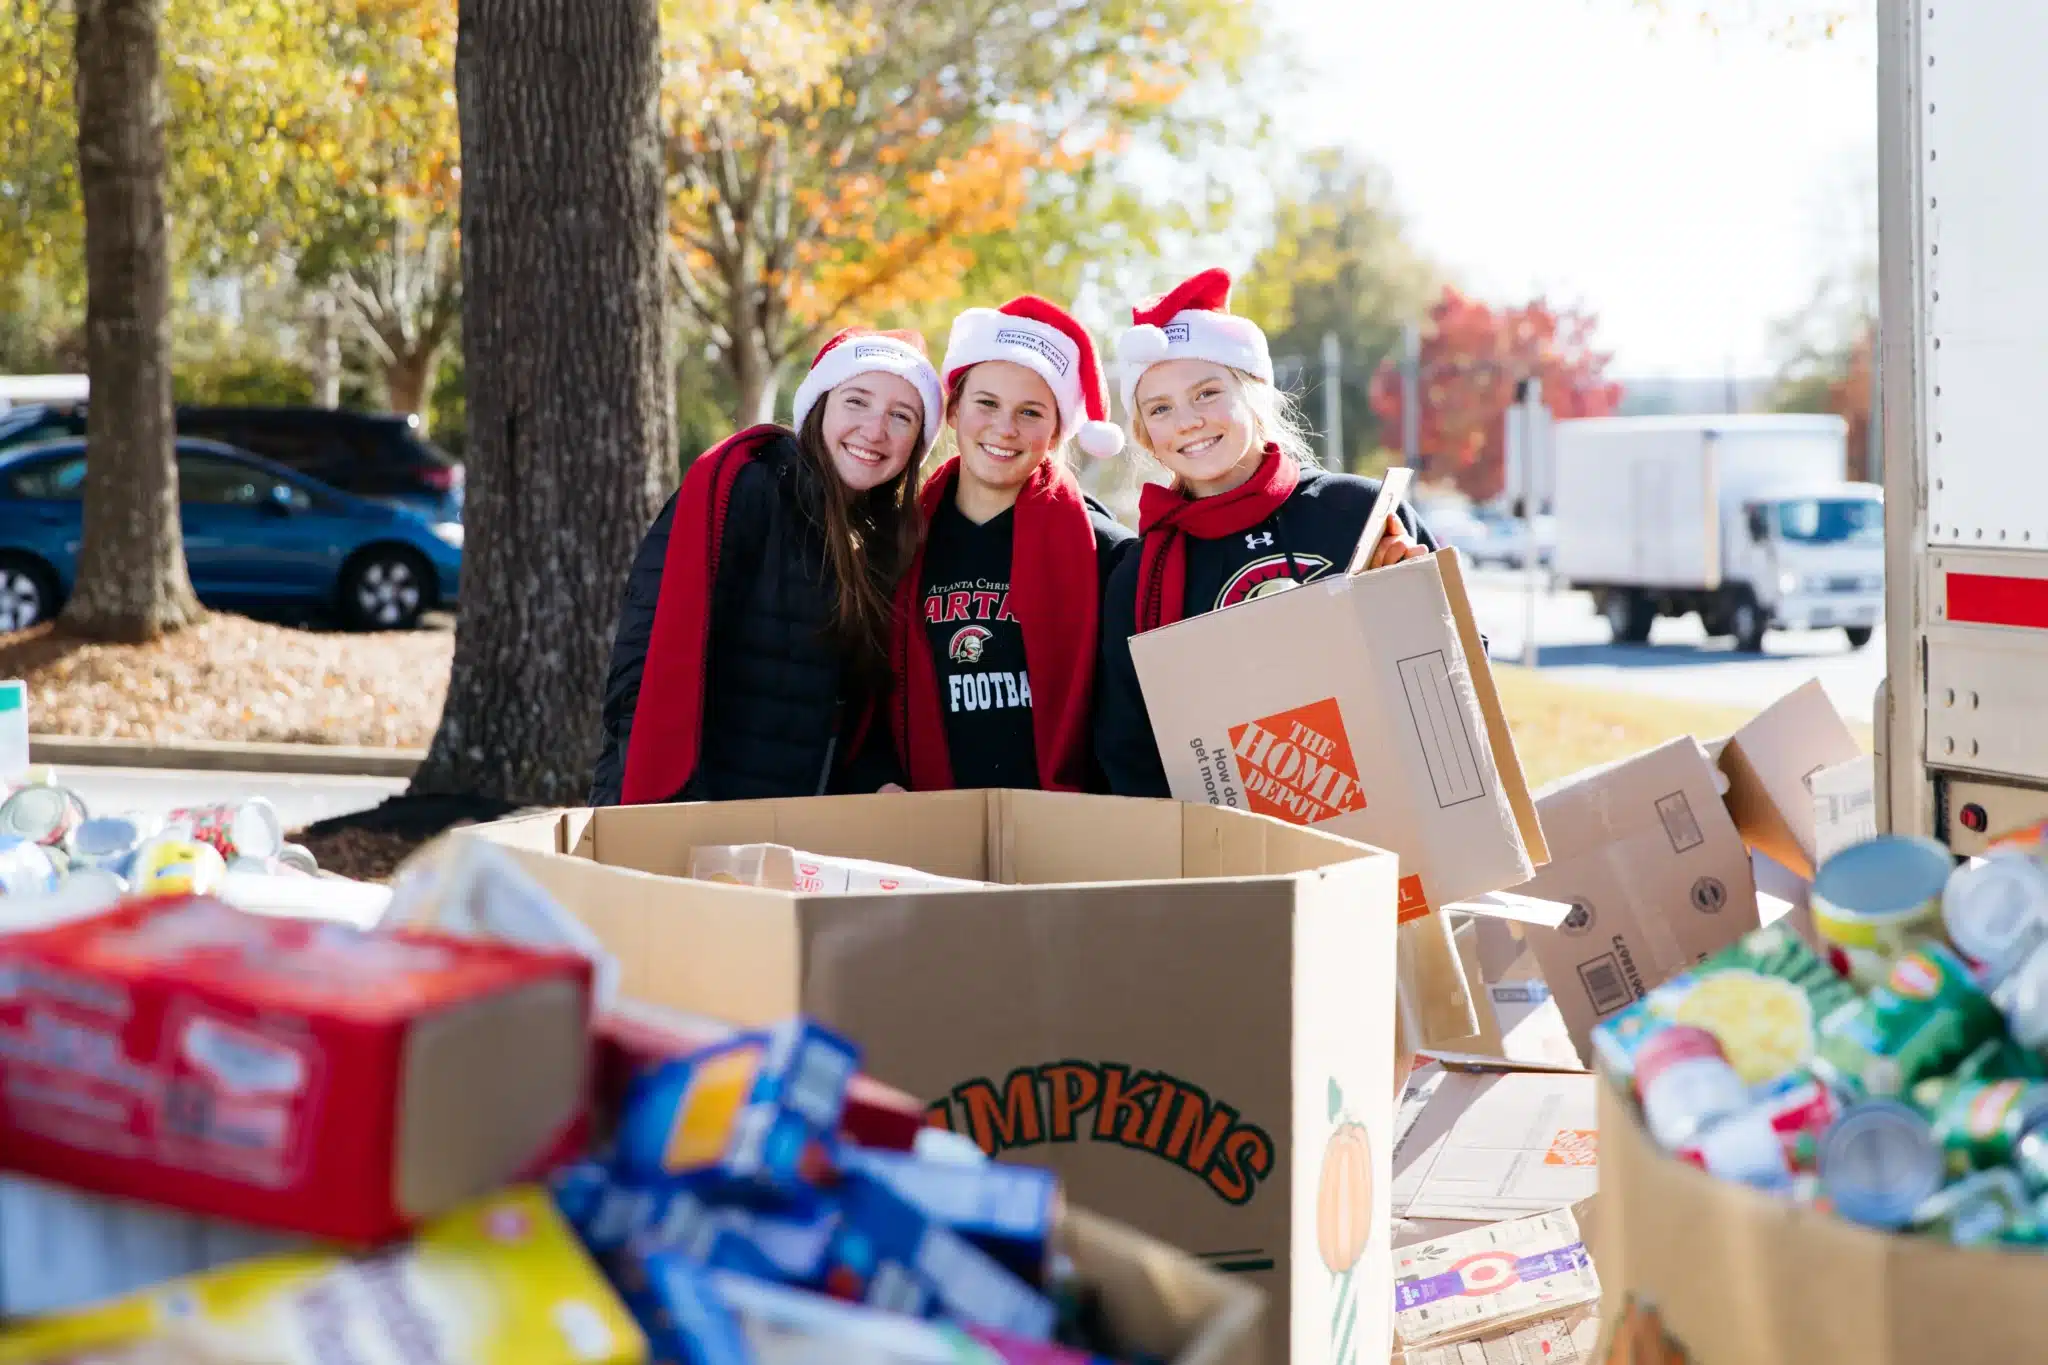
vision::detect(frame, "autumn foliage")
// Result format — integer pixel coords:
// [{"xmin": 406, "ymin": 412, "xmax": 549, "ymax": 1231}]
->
[{"xmin": 1369, "ymin": 286, "xmax": 1624, "ymax": 500}]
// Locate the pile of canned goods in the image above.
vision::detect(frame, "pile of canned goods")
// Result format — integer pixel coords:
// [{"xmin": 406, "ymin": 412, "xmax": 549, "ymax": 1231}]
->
[
  {"xmin": 0, "ymin": 774, "xmax": 319, "ymax": 907},
  {"xmin": 1596, "ymin": 822, "xmax": 2048, "ymax": 1248}
]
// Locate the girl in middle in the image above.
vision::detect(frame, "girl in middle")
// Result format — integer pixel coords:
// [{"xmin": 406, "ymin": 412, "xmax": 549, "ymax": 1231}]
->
[{"xmin": 882, "ymin": 296, "xmax": 1137, "ymax": 792}]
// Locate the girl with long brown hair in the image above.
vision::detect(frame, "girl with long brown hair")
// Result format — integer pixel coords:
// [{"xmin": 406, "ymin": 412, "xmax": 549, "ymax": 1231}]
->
[{"xmin": 591, "ymin": 328, "xmax": 941, "ymax": 805}]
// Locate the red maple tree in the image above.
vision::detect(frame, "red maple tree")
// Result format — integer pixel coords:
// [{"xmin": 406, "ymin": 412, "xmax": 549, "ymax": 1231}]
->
[{"xmin": 1369, "ymin": 286, "xmax": 1625, "ymax": 500}]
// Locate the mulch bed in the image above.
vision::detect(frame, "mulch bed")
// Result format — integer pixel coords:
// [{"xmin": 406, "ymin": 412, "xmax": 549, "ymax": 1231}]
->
[
  {"xmin": 0, "ymin": 612, "xmax": 452, "ymax": 748},
  {"xmin": 291, "ymin": 792, "xmax": 534, "ymax": 883}
]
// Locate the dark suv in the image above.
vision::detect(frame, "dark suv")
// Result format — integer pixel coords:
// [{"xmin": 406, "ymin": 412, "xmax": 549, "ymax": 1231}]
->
[{"xmin": 0, "ymin": 403, "xmax": 463, "ymax": 523}]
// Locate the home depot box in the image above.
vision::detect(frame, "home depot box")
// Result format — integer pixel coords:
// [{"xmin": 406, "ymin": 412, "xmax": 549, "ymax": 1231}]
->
[
  {"xmin": 1714, "ymin": 679, "xmax": 1865, "ymax": 880},
  {"xmin": 1513, "ymin": 740, "xmax": 1761, "ymax": 1064},
  {"xmin": 460, "ymin": 789, "xmax": 1399, "ymax": 1365},
  {"xmin": 1126, "ymin": 549, "xmax": 1547, "ymax": 1046},
  {"xmin": 1594, "ymin": 1079, "xmax": 2048, "ymax": 1364},
  {"xmin": 0, "ymin": 895, "xmax": 592, "ymax": 1245}
]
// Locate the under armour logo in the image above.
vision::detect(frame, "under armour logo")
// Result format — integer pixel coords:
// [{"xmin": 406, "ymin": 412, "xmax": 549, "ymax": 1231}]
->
[{"xmin": 1245, "ymin": 530, "xmax": 1275, "ymax": 549}]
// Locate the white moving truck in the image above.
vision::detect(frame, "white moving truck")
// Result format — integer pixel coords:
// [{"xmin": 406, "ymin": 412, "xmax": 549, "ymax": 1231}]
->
[
  {"xmin": 1876, "ymin": 0, "xmax": 2048, "ymax": 848},
  {"xmin": 1551, "ymin": 414, "xmax": 1884, "ymax": 652}
]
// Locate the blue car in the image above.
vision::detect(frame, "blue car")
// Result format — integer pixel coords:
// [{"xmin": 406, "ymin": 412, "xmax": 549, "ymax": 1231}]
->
[{"xmin": 0, "ymin": 437, "xmax": 462, "ymax": 632}]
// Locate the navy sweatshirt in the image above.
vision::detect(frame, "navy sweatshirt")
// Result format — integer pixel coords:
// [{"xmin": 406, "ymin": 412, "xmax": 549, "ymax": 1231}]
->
[{"xmin": 1093, "ymin": 468, "xmax": 1440, "ymax": 800}]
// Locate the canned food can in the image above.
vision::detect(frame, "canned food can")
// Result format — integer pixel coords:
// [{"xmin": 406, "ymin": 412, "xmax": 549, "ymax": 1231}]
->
[
  {"xmin": 66, "ymin": 813, "xmax": 151, "ymax": 872},
  {"xmin": 162, "ymin": 798, "xmax": 283, "ymax": 862},
  {"xmin": 276, "ymin": 842, "xmax": 319, "ymax": 877},
  {"xmin": 1811, "ymin": 835, "xmax": 1955, "ymax": 988},
  {"xmin": 1992, "ymin": 942, "xmax": 2048, "ymax": 1052},
  {"xmin": 1814, "ymin": 941, "xmax": 2003, "ymax": 1100},
  {"xmin": 128, "ymin": 836, "xmax": 228, "ymax": 899},
  {"xmin": 0, "ymin": 783, "xmax": 85, "ymax": 848},
  {"xmin": 1911, "ymin": 1077, "xmax": 2048, "ymax": 1177},
  {"xmin": 1679, "ymin": 1106, "xmax": 1795, "ymax": 1191},
  {"xmin": 0, "ymin": 835, "xmax": 60, "ymax": 897},
  {"xmin": 1819, "ymin": 1099, "xmax": 1947, "ymax": 1230},
  {"xmin": 64, "ymin": 863, "xmax": 128, "ymax": 899},
  {"xmin": 1944, "ymin": 853, "xmax": 2048, "ymax": 984},
  {"xmin": 1915, "ymin": 1166, "xmax": 2031, "ymax": 1246},
  {"xmin": 1635, "ymin": 1024, "xmax": 1750, "ymax": 1151}
]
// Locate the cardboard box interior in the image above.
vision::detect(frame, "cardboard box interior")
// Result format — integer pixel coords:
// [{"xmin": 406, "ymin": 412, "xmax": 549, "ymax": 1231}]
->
[{"xmin": 1713, "ymin": 678, "xmax": 1865, "ymax": 881}]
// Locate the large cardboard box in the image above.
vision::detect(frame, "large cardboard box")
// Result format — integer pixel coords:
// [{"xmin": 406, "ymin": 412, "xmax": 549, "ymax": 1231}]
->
[
  {"xmin": 1596, "ymin": 1080, "xmax": 2048, "ymax": 1363},
  {"xmin": 1513, "ymin": 740, "xmax": 1761, "ymax": 1065},
  {"xmin": 1125, "ymin": 549, "xmax": 1546, "ymax": 1047},
  {"xmin": 461, "ymin": 791, "xmax": 1400, "ymax": 1365}
]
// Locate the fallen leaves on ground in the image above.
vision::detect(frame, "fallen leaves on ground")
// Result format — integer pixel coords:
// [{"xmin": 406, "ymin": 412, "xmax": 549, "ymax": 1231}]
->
[{"xmin": 0, "ymin": 613, "xmax": 452, "ymax": 749}]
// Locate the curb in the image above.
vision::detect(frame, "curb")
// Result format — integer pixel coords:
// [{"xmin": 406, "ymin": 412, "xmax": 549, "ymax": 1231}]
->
[{"xmin": 28, "ymin": 734, "xmax": 425, "ymax": 779}]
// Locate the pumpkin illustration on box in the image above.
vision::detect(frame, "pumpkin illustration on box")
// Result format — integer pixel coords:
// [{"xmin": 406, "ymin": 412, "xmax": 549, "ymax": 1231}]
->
[{"xmin": 1319, "ymin": 1077, "xmax": 1374, "ymax": 1365}]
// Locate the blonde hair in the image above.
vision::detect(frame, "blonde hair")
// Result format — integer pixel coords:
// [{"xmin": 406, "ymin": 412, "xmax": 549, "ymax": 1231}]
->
[{"xmin": 1126, "ymin": 366, "xmax": 1321, "ymax": 488}]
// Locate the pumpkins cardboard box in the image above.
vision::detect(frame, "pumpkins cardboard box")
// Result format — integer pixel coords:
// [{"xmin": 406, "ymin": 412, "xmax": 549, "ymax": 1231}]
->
[{"xmin": 458, "ymin": 788, "xmax": 1410, "ymax": 1365}]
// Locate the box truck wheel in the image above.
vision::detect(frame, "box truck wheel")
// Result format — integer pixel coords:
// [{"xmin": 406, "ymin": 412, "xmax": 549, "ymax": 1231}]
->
[
  {"xmin": 1601, "ymin": 589, "xmax": 1655, "ymax": 645},
  {"xmin": 1845, "ymin": 625, "xmax": 1874, "ymax": 650},
  {"xmin": 1731, "ymin": 596, "xmax": 1767, "ymax": 654}
]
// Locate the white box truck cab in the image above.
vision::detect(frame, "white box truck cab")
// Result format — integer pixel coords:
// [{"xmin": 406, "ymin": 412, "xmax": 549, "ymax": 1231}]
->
[
  {"xmin": 1876, "ymin": 0, "xmax": 2048, "ymax": 850},
  {"xmin": 1550, "ymin": 413, "xmax": 1885, "ymax": 652}
]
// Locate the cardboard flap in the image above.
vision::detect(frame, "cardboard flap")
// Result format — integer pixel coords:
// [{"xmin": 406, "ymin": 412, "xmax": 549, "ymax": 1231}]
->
[
  {"xmin": 1438, "ymin": 550, "xmax": 1548, "ymax": 867},
  {"xmin": 1059, "ymin": 1207, "xmax": 1266, "ymax": 1365},
  {"xmin": 1444, "ymin": 890, "xmax": 1573, "ymax": 930},
  {"xmin": 1343, "ymin": 465, "xmax": 1415, "ymax": 575},
  {"xmin": 1715, "ymin": 679, "xmax": 1863, "ymax": 880}
]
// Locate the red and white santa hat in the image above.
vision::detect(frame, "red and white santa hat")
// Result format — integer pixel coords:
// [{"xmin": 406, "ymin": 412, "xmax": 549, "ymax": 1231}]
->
[
  {"xmin": 1114, "ymin": 268, "xmax": 1274, "ymax": 419},
  {"xmin": 940, "ymin": 296, "xmax": 1125, "ymax": 460},
  {"xmin": 791, "ymin": 327, "xmax": 945, "ymax": 454}
]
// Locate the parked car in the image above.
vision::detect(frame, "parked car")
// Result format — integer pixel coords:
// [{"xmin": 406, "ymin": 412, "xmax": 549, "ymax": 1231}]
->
[
  {"xmin": 1471, "ymin": 511, "xmax": 1557, "ymax": 569},
  {"xmin": 0, "ymin": 404, "xmax": 463, "ymax": 523},
  {"xmin": 0, "ymin": 437, "xmax": 461, "ymax": 632},
  {"xmin": 1416, "ymin": 499, "xmax": 1492, "ymax": 561}
]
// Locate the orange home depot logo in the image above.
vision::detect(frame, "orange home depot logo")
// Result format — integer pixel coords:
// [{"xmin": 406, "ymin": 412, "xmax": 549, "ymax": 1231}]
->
[
  {"xmin": 1226, "ymin": 697, "xmax": 1367, "ymax": 826},
  {"xmin": 925, "ymin": 1061, "xmax": 1276, "ymax": 1206},
  {"xmin": 1545, "ymin": 1128, "xmax": 1598, "ymax": 1167}
]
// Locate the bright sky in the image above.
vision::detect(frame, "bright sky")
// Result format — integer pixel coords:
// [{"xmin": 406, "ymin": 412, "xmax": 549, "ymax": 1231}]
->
[{"xmin": 1264, "ymin": 0, "xmax": 1877, "ymax": 378}]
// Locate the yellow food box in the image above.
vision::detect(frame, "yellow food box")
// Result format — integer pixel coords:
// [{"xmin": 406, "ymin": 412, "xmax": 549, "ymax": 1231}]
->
[{"xmin": 0, "ymin": 1186, "xmax": 647, "ymax": 1365}]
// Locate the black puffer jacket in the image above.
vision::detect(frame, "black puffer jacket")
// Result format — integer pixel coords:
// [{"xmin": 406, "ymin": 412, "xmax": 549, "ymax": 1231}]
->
[{"xmin": 590, "ymin": 435, "xmax": 884, "ymax": 805}]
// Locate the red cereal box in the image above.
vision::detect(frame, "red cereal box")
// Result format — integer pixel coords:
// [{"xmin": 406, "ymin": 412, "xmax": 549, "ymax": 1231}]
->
[{"xmin": 0, "ymin": 895, "xmax": 593, "ymax": 1245}]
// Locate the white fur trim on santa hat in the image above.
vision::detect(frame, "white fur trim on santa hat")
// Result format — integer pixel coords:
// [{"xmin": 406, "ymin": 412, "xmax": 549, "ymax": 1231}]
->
[
  {"xmin": 1115, "ymin": 310, "xmax": 1274, "ymax": 419},
  {"xmin": 791, "ymin": 334, "xmax": 944, "ymax": 453},
  {"xmin": 943, "ymin": 307, "xmax": 1085, "ymax": 426}
]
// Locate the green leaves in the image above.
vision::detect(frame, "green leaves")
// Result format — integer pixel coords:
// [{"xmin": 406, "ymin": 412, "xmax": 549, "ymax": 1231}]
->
[{"xmin": 1327, "ymin": 1076, "xmax": 1343, "ymax": 1122}]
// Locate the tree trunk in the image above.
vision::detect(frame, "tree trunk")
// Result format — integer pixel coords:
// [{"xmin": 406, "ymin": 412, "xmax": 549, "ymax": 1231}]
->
[
  {"xmin": 62, "ymin": 0, "xmax": 202, "ymax": 643},
  {"xmin": 728, "ymin": 330, "xmax": 780, "ymax": 426},
  {"xmin": 309, "ymin": 293, "xmax": 342, "ymax": 408},
  {"xmin": 382, "ymin": 343, "xmax": 440, "ymax": 434},
  {"xmin": 411, "ymin": 0, "xmax": 670, "ymax": 803}
]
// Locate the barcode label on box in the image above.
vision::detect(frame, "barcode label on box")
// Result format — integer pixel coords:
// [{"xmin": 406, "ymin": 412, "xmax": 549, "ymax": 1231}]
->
[
  {"xmin": 1577, "ymin": 954, "xmax": 1634, "ymax": 1016},
  {"xmin": 1398, "ymin": 651, "xmax": 1486, "ymax": 809},
  {"xmin": 1654, "ymin": 791, "xmax": 1705, "ymax": 854}
]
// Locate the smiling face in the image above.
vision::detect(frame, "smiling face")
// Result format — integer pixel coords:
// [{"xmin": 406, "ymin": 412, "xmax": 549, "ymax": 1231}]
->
[
  {"xmin": 1133, "ymin": 359, "xmax": 1261, "ymax": 497},
  {"xmin": 949, "ymin": 361, "xmax": 1062, "ymax": 500},
  {"xmin": 819, "ymin": 373, "xmax": 925, "ymax": 491}
]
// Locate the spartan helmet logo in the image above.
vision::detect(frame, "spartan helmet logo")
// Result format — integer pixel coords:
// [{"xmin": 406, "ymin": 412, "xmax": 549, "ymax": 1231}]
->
[{"xmin": 948, "ymin": 625, "xmax": 992, "ymax": 664}]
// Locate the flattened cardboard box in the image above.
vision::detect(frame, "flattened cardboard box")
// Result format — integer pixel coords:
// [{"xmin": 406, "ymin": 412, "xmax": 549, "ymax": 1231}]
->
[
  {"xmin": 1127, "ymin": 549, "xmax": 1547, "ymax": 1047},
  {"xmin": 1390, "ymin": 1068, "xmax": 1599, "ymax": 1225},
  {"xmin": 1513, "ymin": 740, "xmax": 1761, "ymax": 1065},
  {"xmin": 463, "ymin": 790, "xmax": 1402, "ymax": 1365},
  {"xmin": 1597, "ymin": 1080, "xmax": 2048, "ymax": 1364}
]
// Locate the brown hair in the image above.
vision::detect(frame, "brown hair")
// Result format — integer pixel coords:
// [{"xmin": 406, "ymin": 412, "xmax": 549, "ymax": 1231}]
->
[{"xmin": 794, "ymin": 402, "xmax": 923, "ymax": 682}]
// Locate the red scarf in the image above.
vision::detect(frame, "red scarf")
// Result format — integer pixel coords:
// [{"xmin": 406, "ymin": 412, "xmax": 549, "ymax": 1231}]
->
[
  {"xmin": 1135, "ymin": 443, "xmax": 1300, "ymax": 630},
  {"xmin": 619, "ymin": 425, "xmax": 785, "ymax": 805},
  {"xmin": 890, "ymin": 457, "xmax": 1101, "ymax": 792}
]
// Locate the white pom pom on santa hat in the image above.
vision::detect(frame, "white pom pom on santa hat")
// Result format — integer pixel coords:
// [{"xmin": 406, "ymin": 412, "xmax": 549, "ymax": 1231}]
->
[
  {"xmin": 1116, "ymin": 324, "xmax": 1171, "ymax": 369},
  {"xmin": 1074, "ymin": 419, "xmax": 1125, "ymax": 460}
]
